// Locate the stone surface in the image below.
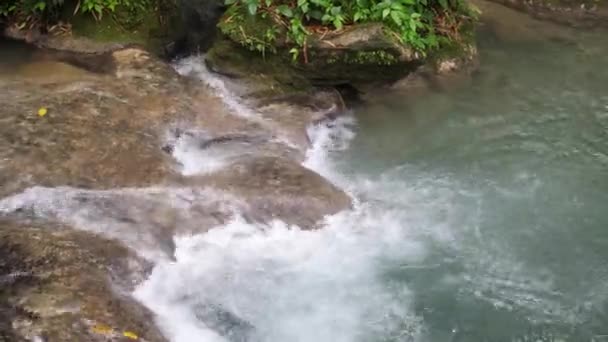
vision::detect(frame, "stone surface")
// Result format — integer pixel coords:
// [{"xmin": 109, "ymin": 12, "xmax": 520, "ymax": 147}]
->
[
  {"xmin": 0, "ymin": 38, "xmax": 353, "ymax": 341},
  {"xmin": 0, "ymin": 46, "xmax": 260, "ymax": 198},
  {"xmin": 181, "ymin": 156, "xmax": 352, "ymax": 228},
  {"xmin": 484, "ymin": 0, "xmax": 608, "ymax": 28},
  {"xmin": 0, "ymin": 219, "xmax": 164, "ymax": 342}
]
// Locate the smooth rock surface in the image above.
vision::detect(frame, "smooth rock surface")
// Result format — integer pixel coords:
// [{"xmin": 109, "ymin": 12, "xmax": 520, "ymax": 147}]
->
[{"xmin": 0, "ymin": 219, "xmax": 164, "ymax": 342}]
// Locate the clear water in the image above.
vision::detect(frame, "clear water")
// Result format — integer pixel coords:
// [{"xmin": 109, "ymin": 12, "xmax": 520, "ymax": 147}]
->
[{"xmin": 328, "ymin": 29, "xmax": 608, "ymax": 341}]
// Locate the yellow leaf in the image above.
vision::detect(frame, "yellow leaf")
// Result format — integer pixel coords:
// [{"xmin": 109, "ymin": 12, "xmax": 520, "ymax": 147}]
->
[
  {"xmin": 38, "ymin": 107, "xmax": 48, "ymax": 117},
  {"xmin": 123, "ymin": 331, "xmax": 139, "ymax": 340}
]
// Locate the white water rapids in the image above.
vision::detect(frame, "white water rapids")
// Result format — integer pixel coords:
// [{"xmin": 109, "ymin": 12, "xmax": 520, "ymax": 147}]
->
[
  {"xmin": 132, "ymin": 58, "xmax": 430, "ymax": 342},
  {"xmin": 2, "ymin": 40, "xmax": 606, "ymax": 341},
  {"xmin": 131, "ymin": 57, "xmax": 591, "ymax": 342}
]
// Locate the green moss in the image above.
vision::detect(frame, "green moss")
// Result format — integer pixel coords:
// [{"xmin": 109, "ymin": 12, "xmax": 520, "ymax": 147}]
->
[
  {"xmin": 68, "ymin": 2, "xmax": 175, "ymax": 54},
  {"xmin": 206, "ymin": 37, "xmax": 313, "ymax": 94},
  {"xmin": 218, "ymin": 5, "xmax": 282, "ymax": 56}
]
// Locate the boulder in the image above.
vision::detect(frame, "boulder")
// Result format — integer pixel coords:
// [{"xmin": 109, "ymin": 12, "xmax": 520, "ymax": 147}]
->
[
  {"xmin": 181, "ymin": 156, "xmax": 352, "ymax": 228},
  {"xmin": 0, "ymin": 45, "xmax": 261, "ymax": 198},
  {"xmin": 483, "ymin": 0, "xmax": 608, "ymax": 28},
  {"xmin": 210, "ymin": 22, "xmax": 424, "ymax": 88},
  {"xmin": 0, "ymin": 219, "xmax": 165, "ymax": 342}
]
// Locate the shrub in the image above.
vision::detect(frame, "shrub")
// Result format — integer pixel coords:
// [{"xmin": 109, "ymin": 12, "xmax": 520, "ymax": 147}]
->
[
  {"xmin": 0, "ymin": 0, "xmax": 153, "ymax": 23},
  {"xmin": 222, "ymin": 0, "xmax": 474, "ymax": 56}
]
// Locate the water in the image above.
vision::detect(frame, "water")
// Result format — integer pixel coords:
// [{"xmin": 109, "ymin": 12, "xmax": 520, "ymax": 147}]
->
[
  {"xmin": 134, "ymin": 25, "xmax": 608, "ymax": 342},
  {"xmin": 323, "ymin": 29, "xmax": 608, "ymax": 340},
  {"xmin": 2, "ymin": 12, "xmax": 608, "ymax": 342}
]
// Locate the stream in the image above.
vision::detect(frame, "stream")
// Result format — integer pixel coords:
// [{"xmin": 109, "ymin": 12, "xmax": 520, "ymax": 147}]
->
[
  {"xmin": 136, "ymin": 24, "xmax": 608, "ymax": 342},
  {"xmin": 2, "ymin": 5, "xmax": 608, "ymax": 342}
]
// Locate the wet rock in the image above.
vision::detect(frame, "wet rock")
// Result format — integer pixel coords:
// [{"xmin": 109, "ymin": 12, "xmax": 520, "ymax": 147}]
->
[
  {"xmin": 192, "ymin": 303, "xmax": 255, "ymax": 342},
  {"xmin": 169, "ymin": 0, "xmax": 226, "ymax": 57},
  {"xmin": 0, "ymin": 219, "xmax": 165, "ymax": 342},
  {"xmin": 182, "ymin": 156, "xmax": 352, "ymax": 228},
  {"xmin": 0, "ymin": 186, "xmax": 238, "ymax": 260},
  {"xmin": 483, "ymin": 0, "xmax": 608, "ymax": 28},
  {"xmin": 0, "ymin": 46, "xmax": 260, "ymax": 198},
  {"xmin": 387, "ymin": 43, "xmax": 479, "ymax": 98},
  {"xmin": 472, "ymin": 0, "xmax": 579, "ymax": 42}
]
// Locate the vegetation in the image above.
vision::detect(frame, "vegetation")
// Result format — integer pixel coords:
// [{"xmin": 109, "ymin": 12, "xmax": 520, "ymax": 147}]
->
[
  {"xmin": 220, "ymin": 0, "xmax": 475, "ymax": 57},
  {"xmin": 0, "ymin": 0, "xmax": 156, "ymax": 25}
]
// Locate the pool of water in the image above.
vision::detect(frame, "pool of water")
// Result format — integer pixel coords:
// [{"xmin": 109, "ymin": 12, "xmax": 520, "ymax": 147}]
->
[
  {"xmin": 135, "ymin": 22, "xmax": 608, "ymax": 342},
  {"xmin": 328, "ymin": 21, "xmax": 608, "ymax": 342}
]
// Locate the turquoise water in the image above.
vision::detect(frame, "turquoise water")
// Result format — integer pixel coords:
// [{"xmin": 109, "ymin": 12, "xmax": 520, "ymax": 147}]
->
[{"xmin": 332, "ymin": 26, "xmax": 608, "ymax": 342}]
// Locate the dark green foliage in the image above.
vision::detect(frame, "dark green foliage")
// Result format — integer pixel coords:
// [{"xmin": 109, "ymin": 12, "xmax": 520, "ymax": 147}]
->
[
  {"xmin": 0, "ymin": 0, "xmax": 154, "ymax": 23},
  {"xmin": 221, "ymin": 0, "xmax": 475, "ymax": 55},
  {"xmin": 1, "ymin": 0, "xmax": 64, "ymax": 21}
]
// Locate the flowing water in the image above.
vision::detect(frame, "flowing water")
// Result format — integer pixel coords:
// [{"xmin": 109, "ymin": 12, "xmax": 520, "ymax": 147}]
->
[
  {"xmin": 135, "ymin": 26, "xmax": 608, "ymax": 342},
  {"xmin": 2, "ymin": 10, "xmax": 608, "ymax": 342}
]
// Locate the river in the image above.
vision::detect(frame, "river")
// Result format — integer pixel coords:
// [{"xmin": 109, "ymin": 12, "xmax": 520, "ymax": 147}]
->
[
  {"xmin": 2, "ymin": 5, "xmax": 608, "ymax": 342},
  {"xmin": 134, "ymin": 16, "xmax": 608, "ymax": 342}
]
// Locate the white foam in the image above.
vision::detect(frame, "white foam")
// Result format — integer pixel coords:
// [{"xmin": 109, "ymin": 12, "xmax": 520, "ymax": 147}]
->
[
  {"xmin": 174, "ymin": 56, "xmax": 260, "ymax": 122},
  {"xmin": 303, "ymin": 114, "xmax": 357, "ymax": 185},
  {"xmin": 135, "ymin": 211, "xmax": 427, "ymax": 342}
]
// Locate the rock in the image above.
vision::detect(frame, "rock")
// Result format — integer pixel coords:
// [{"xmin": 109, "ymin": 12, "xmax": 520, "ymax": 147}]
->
[
  {"xmin": 0, "ymin": 156, "xmax": 352, "ymax": 263},
  {"xmin": 181, "ymin": 156, "xmax": 352, "ymax": 228},
  {"xmin": 168, "ymin": 0, "xmax": 226, "ymax": 57},
  {"xmin": 192, "ymin": 303, "xmax": 255, "ymax": 341},
  {"xmin": 0, "ymin": 219, "xmax": 165, "ymax": 342},
  {"xmin": 1, "ymin": 0, "xmax": 228, "ymax": 58},
  {"xmin": 387, "ymin": 42, "xmax": 479, "ymax": 97},
  {"xmin": 209, "ymin": 10, "xmax": 479, "ymax": 97},
  {"xmin": 0, "ymin": 186, "xmax": 241, "ymax": 260},
  {"xmin": 212, "ymin": 21, "xmax": 424, "ymax": 88},
  {"xmin": 297, "ymin": 23, "xmax": 423, "ymax": 85},
  {"xmin": 471, "ymin": 0, "xmax": 579, "ymax": 43},
  {"xmin": 0, "ymin": 45, "xmax": 262, "ymax": 198},
  {"xmin": 482, "ymin": 0, "xmax": 608, "ymax": 28}
]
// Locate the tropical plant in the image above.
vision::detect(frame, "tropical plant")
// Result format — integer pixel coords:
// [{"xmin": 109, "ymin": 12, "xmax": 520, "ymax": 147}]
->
[
  {"xmin": 0, "ymin": 0, "xmax": 153, "ymax": 22},
  {"xmin": 222, "ymin": 0, "xmax": 472, "ymax": 56}
]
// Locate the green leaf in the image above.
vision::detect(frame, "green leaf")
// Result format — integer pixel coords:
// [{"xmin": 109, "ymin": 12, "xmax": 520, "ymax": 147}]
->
[
  {"xmin": 438, "ymin": 0, "xmax": 448, "ymax": 9},
  {"xmin": 224, "ymin": 0, "xmax": 237, "ymax": 5},
  {"xmin": 247, "ymin": 2, "xmax": 258, "ymax": 15},
  {"xmin": 409, "ymin": 18, "xmax": 417, "ymax": 30},
  {"xmin": 333, "ymin": 17, "xmax": 343, "ymax": 29},
  {"xmin": 390, "ymin": 3, "xmax": 404, "ymax": 11},
  {"xmin": 382, "ymin": 8, "xmax": 390, "ymax": 19},
  {"xmin": 309, "ymin": 9, "xmax": 323, "ymax": 20},
  {"xmin": 390, "ymin": 11, "xmax": 402, "ymax": 26},
  {"xmin": 276, "ymin": 4, "xmax": 293, "ymax": 17},
  {"xmin": 289, "ymin": 48, "xmax": 300, "ymax": 62}
]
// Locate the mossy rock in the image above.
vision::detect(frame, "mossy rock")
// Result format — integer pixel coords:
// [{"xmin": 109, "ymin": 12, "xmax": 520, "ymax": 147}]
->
[
  {"xmin": 66, "ymin": 0, "xmax": 182, "ymax": 56},
  {"xmin": 213, "ymin": 5, "xmax": 478, "ymax": 89}
]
